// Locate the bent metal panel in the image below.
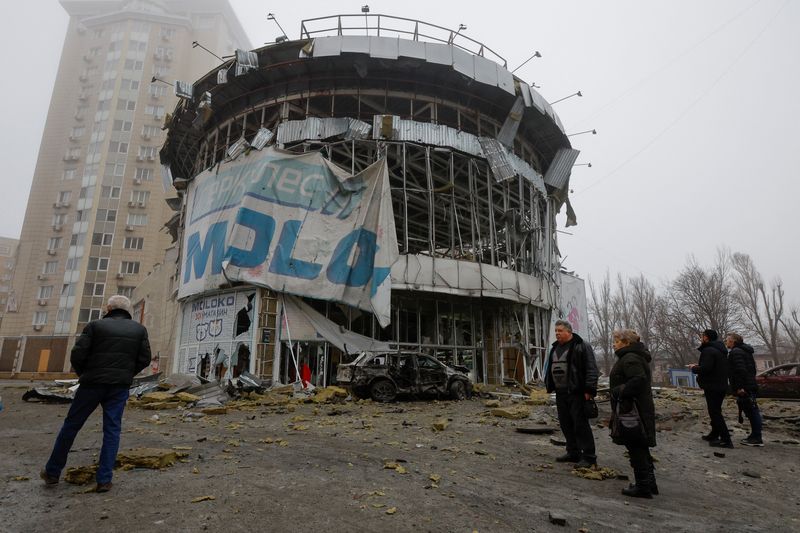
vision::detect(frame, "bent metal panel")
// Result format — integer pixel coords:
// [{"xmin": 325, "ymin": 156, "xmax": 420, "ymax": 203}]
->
[{"xmin": 179, "ymin": 147, "xmax": 398, "ymax": 327}]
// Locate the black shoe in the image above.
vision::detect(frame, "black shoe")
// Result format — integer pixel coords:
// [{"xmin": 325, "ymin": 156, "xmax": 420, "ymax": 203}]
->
[
  {"xmin": 555, "ymin": 453, "xmax": 579, "ymax": 463},
  {"xmin": 740, "ymin": 437, "xmax": 764, "ymax": 447},
  {"xmin": 575, "ymin": 459, "xmax": 597, "ymax": 469},
  {"xmin": 701, "ymin": 432, "xmax": 718, "ymax": 442},
  {"xmin": 621, "ymin": 484, "xmax": 652, "ymax": 499},
  {"xmin": 39, "ymin": 470, "xmax": 59, "ymax": 485},
  {"xmin": 96, "ymin": 482, "xmax": 113, "ymax": 493},
  {"xmin": 709, "ymin": 440, "xmax": 734, "ymax": 449}
]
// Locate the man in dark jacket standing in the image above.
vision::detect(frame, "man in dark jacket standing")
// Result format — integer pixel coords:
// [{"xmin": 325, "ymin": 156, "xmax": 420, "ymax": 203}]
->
[
  {"xmin": 40, "ymin": 295, "xmax": 151, "ymax": 492},
  {"xmin": 689, "ymin": 329, "xmax": 732, "ymax": 448},
  {"xmin": 726, "ymin": 332, "xmax": 763, "ymax": 446},
  {"xmin": 545, "ymin": 320, "xmax": 599, "ymax": 468}
]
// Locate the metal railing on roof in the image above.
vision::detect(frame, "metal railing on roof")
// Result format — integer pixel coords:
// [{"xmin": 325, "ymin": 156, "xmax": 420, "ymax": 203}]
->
[{"xmin": 299, "ymin": 13, "xmax": 507, "ymax": 67}]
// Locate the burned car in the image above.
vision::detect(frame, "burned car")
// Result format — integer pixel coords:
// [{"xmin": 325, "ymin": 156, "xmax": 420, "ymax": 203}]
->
[
  {"xmin": 756, "ymin": 363, "xmax": 800, "ymax": 399},
  {"xmin": 336, "ymin": 351, "xmax": 472, "ymax": 402}
]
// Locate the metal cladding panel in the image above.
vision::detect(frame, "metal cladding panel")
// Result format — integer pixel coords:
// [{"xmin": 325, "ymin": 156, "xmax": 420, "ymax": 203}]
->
[
  {"xmin": 369, "ymin": 36, "xmax": 399, "ymax": 59},
  {"xmin": 529, "ymin": 88, "xmax": 548, "ymax": 115},
  {"xmin": 398, "ymin": 38, "xmax": 426, "ymax": 59},
  {"xmin": 277, "ymin": 117, "xmax": 371, "ymax": 143},
  {"xmin": 425, "ymin": 42, "xmax": 453, "ymax": 65},
  {"xmin": 506, "ymin": 150, "xmax": 546, "ymax": 194},
  {"xmin": 311, "ymin": 37, "xmax": 342, "ymax": 57},
  {"xmin": 496, "ymin": 65, "xmax": 515, "ymax": 95},
  {"xmin": 478, "ymin": 137, "xmax": 516, "ymax": 182},
  {"xmin": 497, "ymin": 96, "xmax": 525, "ymax": 147},
  {"xmin": 341, "ymin": 35, "xmax": 371, "ymax": 54},
  {"xmin": 473, "ymin": 55, "xmax": 499, "ymax": 86},
  {"xmin": 451, "ymin": 47, "xmax": 475, "ymax": 78},
  {"xmin": 520, "ymin": 83, "xmax": 533, "ymax": 107},
  {"xmin": 543, "ymin": 148, "xmax": 581, "ymax": 189}
]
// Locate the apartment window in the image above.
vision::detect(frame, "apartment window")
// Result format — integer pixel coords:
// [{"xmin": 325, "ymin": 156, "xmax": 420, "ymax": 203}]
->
[
  {"xmin": 92, "ymin": 28, "xmax": 103, "ymax": 38},
  {"xmin": 105, "ymin": 162, "xmax": 126, "ymax": 177},
  {"xmin": 78, "ymin": 186, "xmax": 95, "ymax": 199},
  {"xmin": 52, "ymin": 214, "xmax": 67, "ymax": 226},
  {"xmin": 87, "ymin": 257, "xmax": 109, "ymax": 271},
  {"xmin": 70, "ymin": 126, "xmax": 85, "ymax": 139},
  {"xmin": 96, "ymin": 209, "xmax": 117, "ymax": 222},
  {"xmin": 69, "ymin": 233, "xmax": 86, "ymax": 246},
  {"xmin": 75, "ymin": 210, "xmax": 89, "ymax": 222},
  {"xmin": 64, "ymin": 147, "xmax": 81, "ymax": 160},
  {"xmin": 61, "ymin": 283, "xmax": 76, "ymax": 296},
  {"xmin": 123, "ymin": 59, "xmax": 144, "ymax": 71},
  {"xmin": 116, "ymin": 99, "xmax": 136, "ymax": 112},
  {"xmin": 101, "ymin": 186, "xmax": 121, "ymax": 199},
  {"xmin": 117, "ymin": 286, "xmax": 135, "ymax": 298},
  {"xmin": 33, "ymin": 311, "xmax": 48, "ymax": 326},
  {"xmin": 38, "ymin": 286, "xmax": 54, "ymax": 299},
  {"xmin": 135, "ymin": 168, "xmax": 153, "ymax": 181},
  {"xmin": 65, "ymin": 257, "xmax": 79, "ymax": 270},
  {"xmin": 78, "ymin": 308, "xmax": 102, "ymax": 322},
  {"xmin": 57, "ymin": 191, "xmax": 72, "ymax": 204},
  {"xmin": 47, "ymin": 237, "xmax": 62, "ymax": 250},
  {"xmin": 83, "ymin": 282, "xmax": 105, "ymax": 297},
  {"xmin": 130, "ymin": 190, "xmax": 150, "ymax": 204},
  {"xmin": 113, "ymin": 120, "xmax": 133, "ymax": 132},
  {"xmin": 120, "ymin": 78, "xmax": 140, "ymax": 91},
  {"xmin": 144, "ymin": 105, "xmax": 164, "ymax": 119},
  {"xmin": 138, "ymin": 146, "xmax": 157, "ymax": 160},
  {"xmin": 126, "ymin": 213, "xmax": 148, "ymax": 226},
  {"xmin": 108, "ymin": 141, "xmax": 129, "ymax": 154},
  {"xmin": 160, "ymin": 27, "xmax": 176, "ymax": 40},
  {"xmin": 151, "ymin": 64, "xmax": 170, "ymax": 77},
  {"xmin": 120, "ymin": 261, "xmax": 140, "ymax": 274},
  {"xmin": 43, "ymin": 261, "xmax": 58, "ymax": 274},
  {"xmin": 92, "ymin": 233, "xmax": 114, "ymax": 246},
  {"xmin": 123, "ymin": 237, "xmax": 144, "ymax": 250},
  {"xmin": 141, "ymin": 125, "xmax": 159, "ymax": 138},
  {"xmin": 148, "ymin": 84, "xmax": 167, "ymax": 97},
  {"xmin": 62, "ymin": 169, "xmax": 77, "ymax": 181}
]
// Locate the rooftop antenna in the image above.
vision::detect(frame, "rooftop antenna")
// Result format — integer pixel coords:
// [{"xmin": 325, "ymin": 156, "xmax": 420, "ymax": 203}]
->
[
  {"xmin": 567, "ymin": 129, "xmax": 597, "ymax": 137},
  {"xmin": 362, "ymin": 5, "xmax": 370, "ymax": 34},
  {"xmin": 549, "ymin": 91, "xmax": 582, "ymax": 105}
]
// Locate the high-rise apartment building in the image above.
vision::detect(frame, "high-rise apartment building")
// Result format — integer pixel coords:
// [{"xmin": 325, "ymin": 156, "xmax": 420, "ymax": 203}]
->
[
  {"xmin": 0, "ymin": 0, "xmax": 249, "ymax": 376},
  {"xmin": 0, "ymin": 236, "xmax": 19, "ymax": 329}
]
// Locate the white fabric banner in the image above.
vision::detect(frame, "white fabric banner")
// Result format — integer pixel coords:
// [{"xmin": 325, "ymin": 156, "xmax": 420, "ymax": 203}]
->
[{"xmin": 179, "ymin": 147, "xmax": 398, "ymax": 326}]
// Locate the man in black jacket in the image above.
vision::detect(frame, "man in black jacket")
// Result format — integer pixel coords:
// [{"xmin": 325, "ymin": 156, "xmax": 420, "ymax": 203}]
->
[
  {"xmin": 545, "ymin": 320, "xmax": 599, "ymax": 468},
  {"xmin": 689, "ymin": 329, "xmax": 732, "ymax": 448},
  {"xmin": 726, "ymin": 332, "xmax": 763, "ymax": 446},
  {"xmin": 41, "ymin": 295, "xmax": 151, "ymax": 492}
]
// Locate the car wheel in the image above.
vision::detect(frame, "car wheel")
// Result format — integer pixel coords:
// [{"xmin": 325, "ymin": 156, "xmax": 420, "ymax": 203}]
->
[
  {"xmin": 370, "ymin": 379, "xmax": 397, "ymax": 402},
  {"xmin": 449, "ymin": 380, "xmax": 467, "ymax": 401}
]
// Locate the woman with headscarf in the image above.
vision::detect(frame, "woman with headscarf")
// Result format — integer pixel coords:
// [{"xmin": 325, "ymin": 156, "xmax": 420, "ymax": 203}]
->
[{"xmin": 609, "ymin": 329, "xmax": 657, "ymax": 498}]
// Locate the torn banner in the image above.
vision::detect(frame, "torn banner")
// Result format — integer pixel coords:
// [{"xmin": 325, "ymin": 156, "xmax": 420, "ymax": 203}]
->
[{"xmin": 179, "ymin": 147, "xmax": 398, "ymax": 327}]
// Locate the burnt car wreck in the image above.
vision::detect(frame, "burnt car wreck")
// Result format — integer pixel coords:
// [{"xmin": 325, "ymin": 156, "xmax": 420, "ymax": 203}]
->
[{"xmin": 337, "ymin": 352, "xmax": 472, "ymax": 402}]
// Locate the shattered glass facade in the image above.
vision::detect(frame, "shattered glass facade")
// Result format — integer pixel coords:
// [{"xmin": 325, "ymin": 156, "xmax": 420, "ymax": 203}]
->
[{"xmin": 161, "ymin": 15, "xmax": 578, "ymax": 386}]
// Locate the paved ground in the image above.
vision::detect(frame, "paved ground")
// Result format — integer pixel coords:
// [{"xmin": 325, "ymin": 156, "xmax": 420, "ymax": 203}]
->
[{"xmin": 1, "ymin": 382, "xmax": 798, "ymax": 533}]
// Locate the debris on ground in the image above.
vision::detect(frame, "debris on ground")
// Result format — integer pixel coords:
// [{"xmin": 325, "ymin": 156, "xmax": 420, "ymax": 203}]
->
[
  {"xmin": 490, "ymin": 406, "xmax": 530, "ymax": 419},
  {"xmin": 571, "ymin": 466, "xmax": 619, "ymax": 481}
]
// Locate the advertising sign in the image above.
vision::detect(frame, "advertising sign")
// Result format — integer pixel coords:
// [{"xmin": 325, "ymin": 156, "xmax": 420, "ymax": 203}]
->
[{"xmin": 179, "ymin": 147, "xmax": 398, "ymax": 326}]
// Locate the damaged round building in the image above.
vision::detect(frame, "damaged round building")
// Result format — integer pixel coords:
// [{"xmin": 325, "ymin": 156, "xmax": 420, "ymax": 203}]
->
[{"xmin": 160, "ymin": 14, "xmax": 588, "ymax": 389}]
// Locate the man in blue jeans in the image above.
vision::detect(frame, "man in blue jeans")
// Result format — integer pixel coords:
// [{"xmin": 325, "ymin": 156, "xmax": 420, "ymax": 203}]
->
[{"xmin": 41, "ymin": 295, "xmax": 151, "ymax": 492}]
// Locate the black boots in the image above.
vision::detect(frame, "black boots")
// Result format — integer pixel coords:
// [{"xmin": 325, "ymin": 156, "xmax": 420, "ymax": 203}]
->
[
  {"xmin": 648, "ymin": 462, "xmax": 659, "ymax": 495},
  {"xmin": 622, "ymin": 468, "xmax": 653, "ymax": 499}
]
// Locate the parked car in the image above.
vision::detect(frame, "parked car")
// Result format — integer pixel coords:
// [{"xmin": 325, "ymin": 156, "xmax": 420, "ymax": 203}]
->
[
  {"xmin": 756, "ymin": 363, "xmax": 800, "ymax": 399},
  {"xmin": 336, "ymin": 351, "xmax": 472, "ymax": 402}
]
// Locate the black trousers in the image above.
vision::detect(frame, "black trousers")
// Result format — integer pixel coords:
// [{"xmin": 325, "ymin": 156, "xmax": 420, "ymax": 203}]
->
[
  {"xmin": 556, "ymin": 392, "xmax": 596, "ymax": 462},
  {"xmin": 704, "ymin": 390, "xmax": 731, "ymax": 442},
  {"xmin": 625, "ymin": 443, "xmax": 654, "ymax": 486}
]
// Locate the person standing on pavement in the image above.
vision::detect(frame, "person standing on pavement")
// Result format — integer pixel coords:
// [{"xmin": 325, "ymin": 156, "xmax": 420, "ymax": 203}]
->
[
  {"xmin": 40, "ymin": 295, "xmax": 151, "ymax": 493},
  {"xmin": 609, "ymin": 329, "xmax": 658, "ymax": 499},
  {"xmin": 545, "ymin": 319, "xmax": 599, "ymax": 468},
  {"xmin": 689, "ymin": 329, "xmax": 733, "ymax": 448},
  {"xmin": 726, "ymin": 332, "xmax": 764, "ymax": 447}
]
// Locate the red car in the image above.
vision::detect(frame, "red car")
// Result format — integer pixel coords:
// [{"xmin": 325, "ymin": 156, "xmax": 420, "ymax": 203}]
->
[{"xmin": 755, "ymin": 363, "xmax": 800, "ymax": 398}]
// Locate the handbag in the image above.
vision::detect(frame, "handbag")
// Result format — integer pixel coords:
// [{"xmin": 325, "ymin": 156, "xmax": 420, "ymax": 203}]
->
[
  {"xmin": 584, "ymin": 398, "xmax": 599, "ymax": 419},
  {"xmin": 610, "ymin": 398, "xmax": 646, "ymax": 444}
]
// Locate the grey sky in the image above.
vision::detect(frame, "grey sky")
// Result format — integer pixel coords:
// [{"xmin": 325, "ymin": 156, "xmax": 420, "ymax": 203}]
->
[{"xmin": 1, "ymin": 0, "xmax": 798, "ymax": 302}]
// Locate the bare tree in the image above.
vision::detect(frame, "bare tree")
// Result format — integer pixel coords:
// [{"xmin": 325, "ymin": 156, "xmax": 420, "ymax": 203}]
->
[
  {"xmin": 629, "ymin": 274, "xmax": 660, "ymax": 353},
  {"xmin": 614, "ymin": 273, "xmax": 633, "ymax": 330},
  {"xmin": 666, "ymin": 251, "xmax": 740, "ymax": 336},
  {"xmin": 653, "ymin": 295, "xmax": 697, "ymax": 367},
  {"xmin": 588, "ymin": 272, "xmax": 616, "ymax": 375},
  {"xmin": 780, "ymin": 307, "xmax": 800, "ymax": 359}
]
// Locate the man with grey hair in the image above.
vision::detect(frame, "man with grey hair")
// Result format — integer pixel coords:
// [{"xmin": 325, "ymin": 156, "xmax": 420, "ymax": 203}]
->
[
  {"xmin": 41, "ymin": 295, "xmax": 151, "ymax": 493},
  {"xmin": 545, "ymin": 319, "xmax": 599, "ymax": 468}
]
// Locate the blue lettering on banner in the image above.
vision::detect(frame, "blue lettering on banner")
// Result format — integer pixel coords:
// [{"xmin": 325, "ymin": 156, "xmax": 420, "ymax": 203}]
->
[{"xmin": 183, "ymin": 207, "xmax": 387, "ymax": 291}]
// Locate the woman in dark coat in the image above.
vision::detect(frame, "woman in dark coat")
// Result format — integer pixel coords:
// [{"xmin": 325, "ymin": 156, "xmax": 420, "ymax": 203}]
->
[{"xmin": 609, "ymin": 329, "xmax": 657, "ymax": 498}]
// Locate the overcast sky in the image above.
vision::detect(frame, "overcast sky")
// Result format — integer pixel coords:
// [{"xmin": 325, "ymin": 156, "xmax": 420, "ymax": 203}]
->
[{"xmin": 1, "ymin": 0, "xmax": 798, "ymax": 303}]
